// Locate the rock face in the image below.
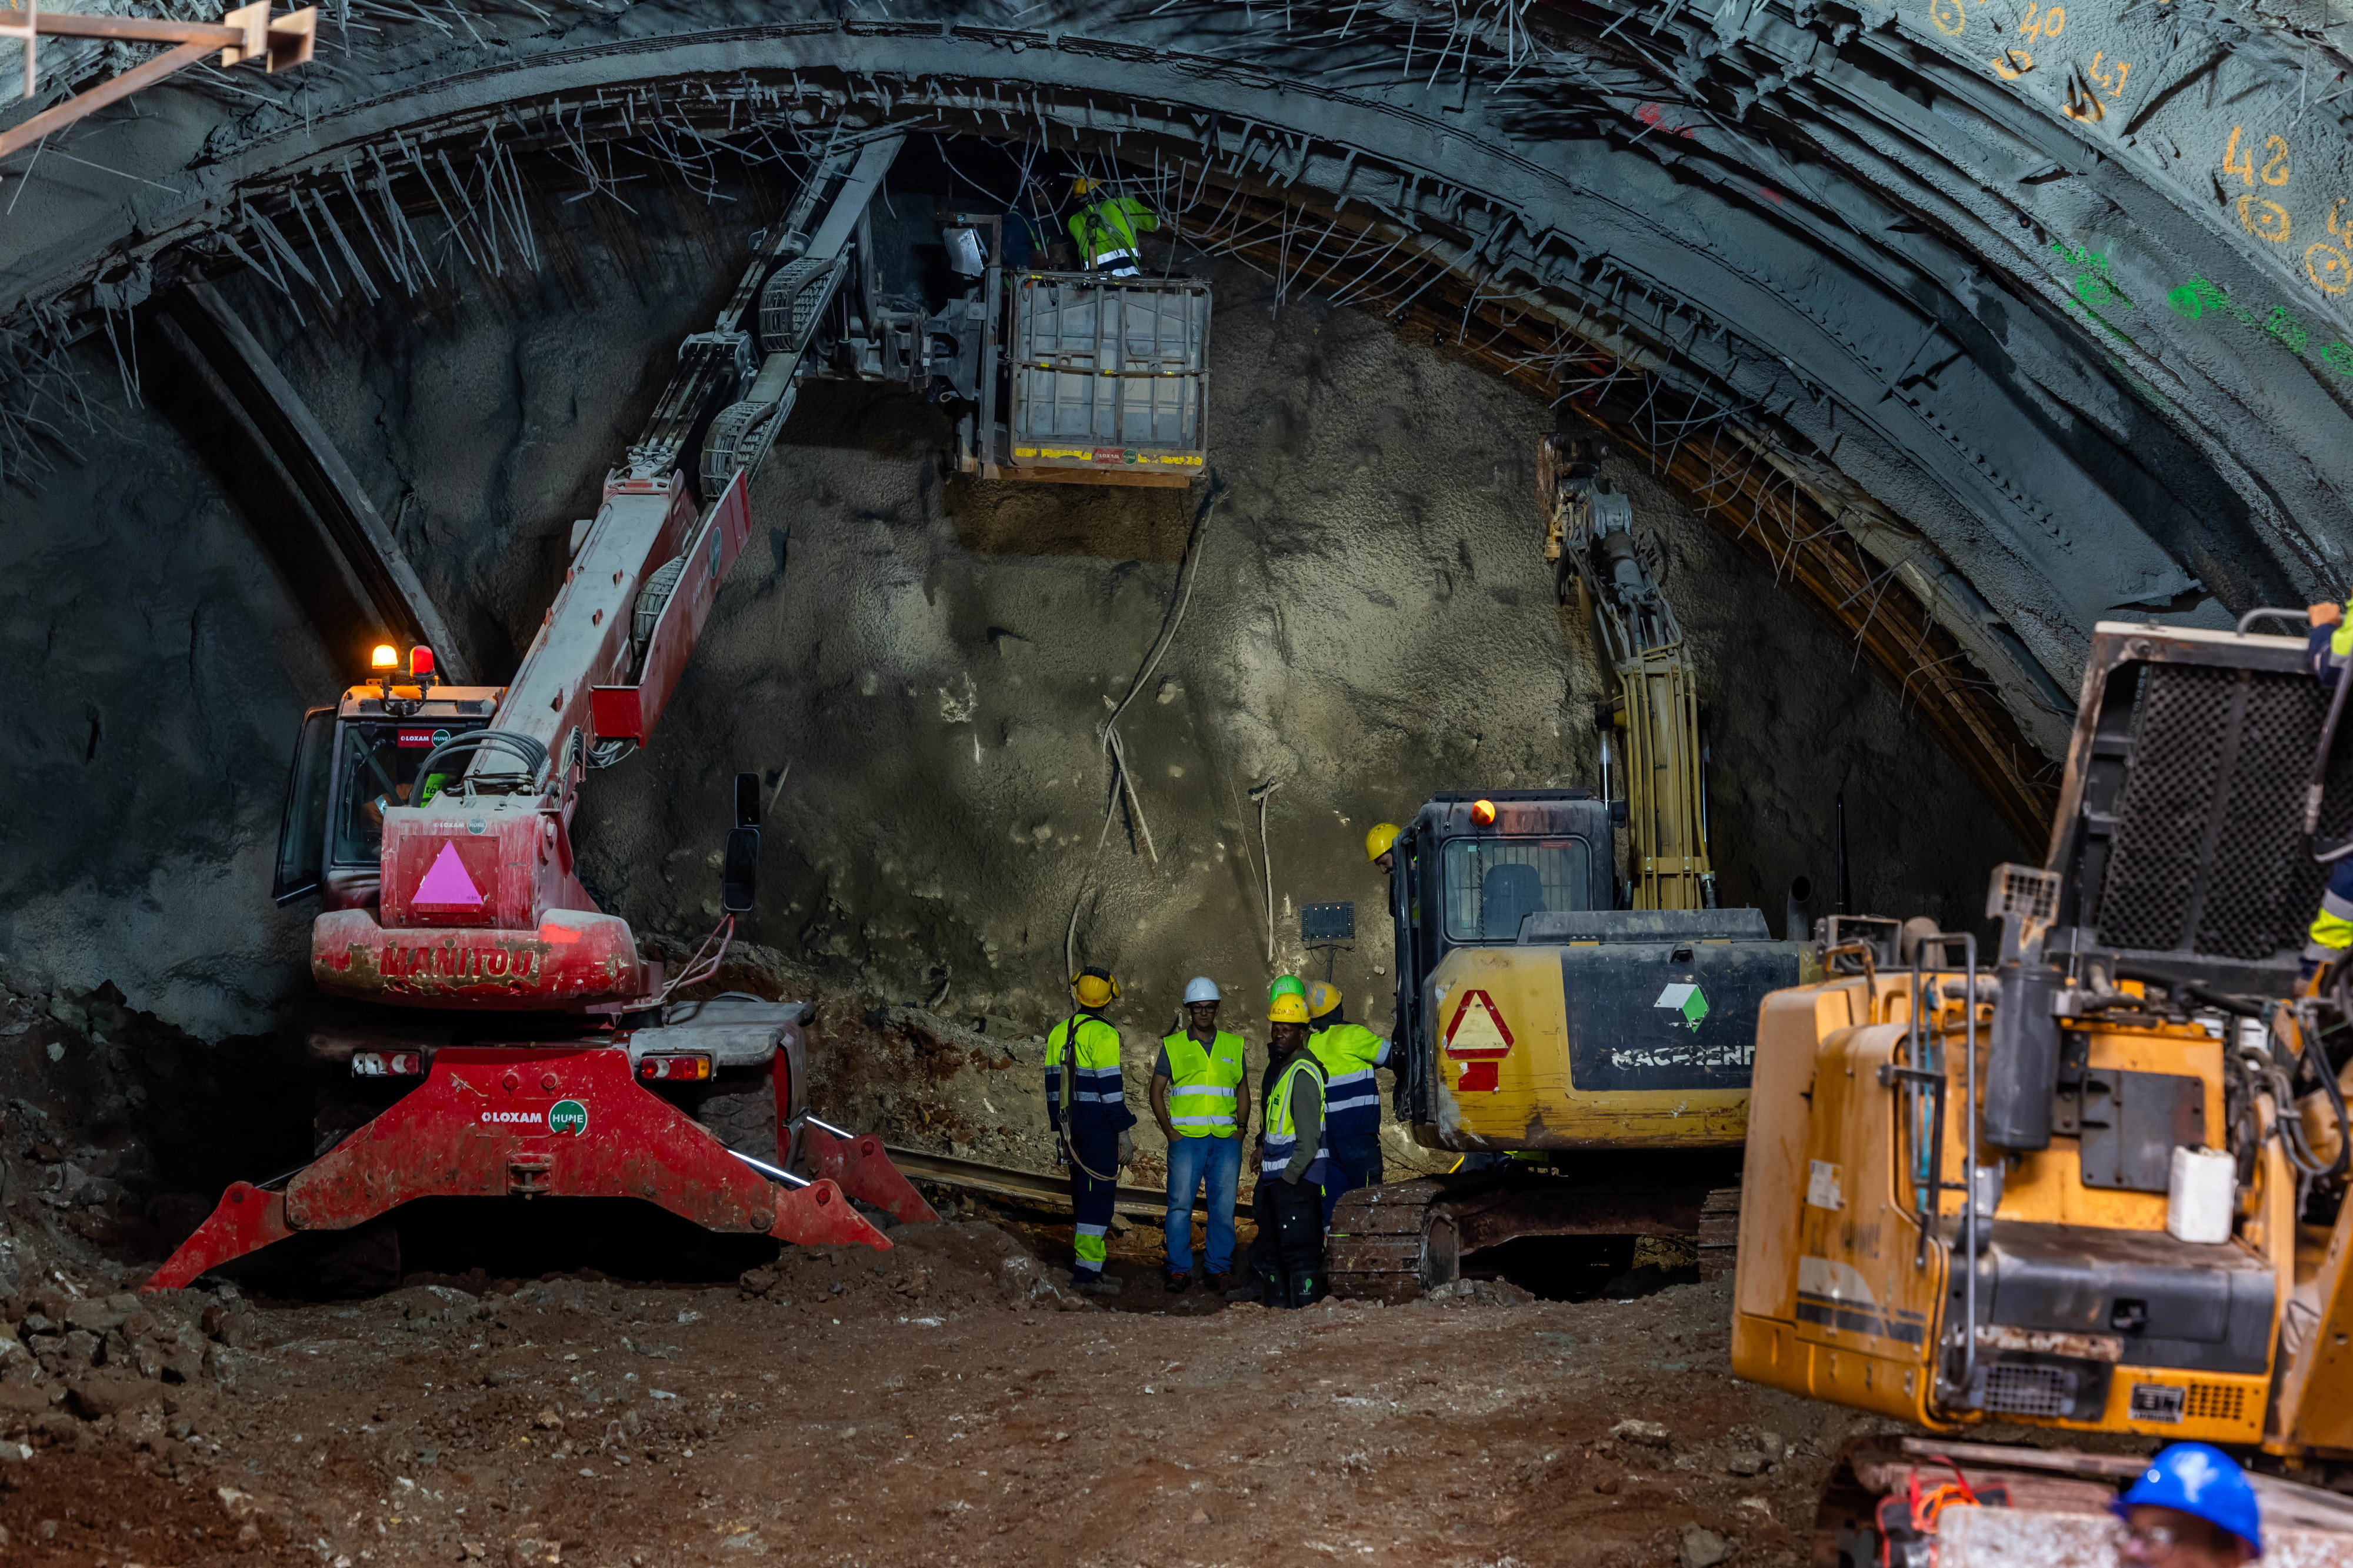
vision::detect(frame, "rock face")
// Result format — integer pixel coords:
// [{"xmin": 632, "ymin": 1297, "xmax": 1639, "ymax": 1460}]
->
[{"xmin": 0, "ymin": 169, "xmax": 2023, "ymax": 1043}]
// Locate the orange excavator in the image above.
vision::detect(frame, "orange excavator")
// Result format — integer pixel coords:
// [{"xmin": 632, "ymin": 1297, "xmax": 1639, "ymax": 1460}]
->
[{"xmin": 146, "ymin": 133, "xmax": 939, "ymax": 1290}]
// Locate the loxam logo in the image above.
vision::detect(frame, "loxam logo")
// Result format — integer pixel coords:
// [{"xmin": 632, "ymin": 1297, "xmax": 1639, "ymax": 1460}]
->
[
  {"xmin": 480, "ymin": 1110, "xmax": 546, "ymax": 1126},
  {"xmin": 477, "ymin": 1100, "xmax": 588, "ymax": 1135}
]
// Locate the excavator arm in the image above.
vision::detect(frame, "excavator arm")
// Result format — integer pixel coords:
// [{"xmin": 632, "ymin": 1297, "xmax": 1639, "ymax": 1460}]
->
[{"xmin": 1538, "ymin": 435, "xmax": 1715, "ymax": 910}]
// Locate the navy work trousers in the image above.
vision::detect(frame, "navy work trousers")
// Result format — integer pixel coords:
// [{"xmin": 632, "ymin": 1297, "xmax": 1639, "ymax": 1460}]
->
[{"xmin": 1065, "ymin": 1127, "xmax": 1119, "ymax": 1279}]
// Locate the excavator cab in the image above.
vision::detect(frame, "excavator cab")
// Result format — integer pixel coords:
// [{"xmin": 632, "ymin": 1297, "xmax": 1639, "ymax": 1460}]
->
[{"xmin": 1387, "ymin": 790, "xmax": 1805, "ymax": 1150}]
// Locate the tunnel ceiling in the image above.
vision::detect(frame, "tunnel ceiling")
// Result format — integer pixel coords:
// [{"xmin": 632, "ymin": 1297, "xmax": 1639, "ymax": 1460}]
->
[{"xmin": 4, "ymin": 0, "xmax": 2350, "ymax": 838}]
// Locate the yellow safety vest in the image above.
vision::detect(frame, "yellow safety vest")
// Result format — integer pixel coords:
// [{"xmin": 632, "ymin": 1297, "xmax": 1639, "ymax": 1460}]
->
[
  {"xmin": 1261, "ymin": 1053, "xmax": 1329, "ymax": 1177},
  {"xmin": 1046, "ymin": 1013, "xmax": 1127, "ymax": 1129},
  {"xmin": 1161, "ymin": 1028, "xmax": 1247, "ymax": 1138},
  {"xmin": 1309, "ymin": 1022, "xmax": 1388, "ymax": 1134}
]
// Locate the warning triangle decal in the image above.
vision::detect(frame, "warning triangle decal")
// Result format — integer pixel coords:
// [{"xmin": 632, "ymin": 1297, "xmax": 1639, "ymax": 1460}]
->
[
  {"xmin": 1443, "ymin": 989, "xmax": 1514, "ymax": 1094},
  {"xmin": 1444, "ymin": 989, "xmax": 1514, "ymax": 1055},
  {"xmin": 415, "ymin": 841, "xmax": 484, "ymax": 908}
]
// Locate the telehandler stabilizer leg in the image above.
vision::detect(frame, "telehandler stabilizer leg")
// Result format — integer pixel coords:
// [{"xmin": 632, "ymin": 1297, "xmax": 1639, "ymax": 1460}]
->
[
  {"xmin": 800, "ymin": 1121, "xmax": 941, "ymax": 1226},
  {"xmin": 144, "ymin": 1046, "xmax": 889, "ymax": 1293}
]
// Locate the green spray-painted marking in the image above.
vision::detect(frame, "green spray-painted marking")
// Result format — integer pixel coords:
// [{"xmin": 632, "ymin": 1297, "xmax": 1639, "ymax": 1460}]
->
[
  {"xmin": 548, "ymin": 1099, "xmax": 588, "ymax": 1136},
  {"xmin": 2050, "ymin": 239, "xmax": 2136, "ymax": 348},
  {"xmin": 2165, "ymin": 275, "xmax": 2353, "ymax": 379},
  {"xmin": 2047, "ymin": 241, "xmax": 2171, "ymax": 414}
]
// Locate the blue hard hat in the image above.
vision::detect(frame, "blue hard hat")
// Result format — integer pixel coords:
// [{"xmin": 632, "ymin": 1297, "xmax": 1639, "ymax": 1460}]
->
[{"xmin": 2111, "ymin": 1443, "xmax": 2262, "ymax": 1556}]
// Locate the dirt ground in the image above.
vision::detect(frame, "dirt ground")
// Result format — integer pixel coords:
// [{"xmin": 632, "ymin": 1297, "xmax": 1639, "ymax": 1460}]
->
[{"xmin": 0, "ymin": 1199, "xmax": 1904, "ymax": 1568}]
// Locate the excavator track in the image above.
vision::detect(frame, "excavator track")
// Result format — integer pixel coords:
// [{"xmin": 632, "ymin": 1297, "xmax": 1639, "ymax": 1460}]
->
[
  {"xmin": 1328, "ymin": 1176, "xmax": 1742, "ymax": 1302},
  {"xmin": 1327, "ymin": 1175, "xmax": 1492, "ymax": 1304}
]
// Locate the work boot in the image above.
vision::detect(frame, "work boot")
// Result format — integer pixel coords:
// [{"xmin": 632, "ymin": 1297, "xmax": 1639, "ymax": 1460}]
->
[
  {"xmin": 1225, "ymin": 1270, "xmax": 1274, "ymax": 1303},
  {"xmin": 1284, "ymin": 1272, "xmax": 1322, "ymax": 1310},
  {"xmin": 1164, "ymin": 1267, "xmax": 1192, "ymax": 1294},
  {"xmin": 1073, "ymin": 1273, "xmax": 1122, "ymax": 1298},
  {"xmin": 1206, "ymin": 1270, "xmax": 1238, "ymax": 1295}
]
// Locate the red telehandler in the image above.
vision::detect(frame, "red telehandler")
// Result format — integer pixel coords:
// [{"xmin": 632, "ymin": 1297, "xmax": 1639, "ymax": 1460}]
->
[{"xmin": 146, "ymin": 132, "xmax": 938, "ymax": 1292}]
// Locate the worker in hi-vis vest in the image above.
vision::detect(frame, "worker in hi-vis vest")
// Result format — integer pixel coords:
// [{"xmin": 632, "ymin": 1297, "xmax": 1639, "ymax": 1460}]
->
[
  {"xmin": 1066, "ymin": 176, "xmax": 1158, "ymax": 276},
  {"xmin": 1304, "ymin": 980, "xmax": 1395, "ymax": 1225},
  {"xmin": 1251, "ymin": 992, "xmax": 1331, "ymax": 1309},
  {"xmin": 1046, "ymin": 966, "xmax": 1135, "ymax": 1296},
  {"xmin": 2307, "ymin": 600, "xmax": 2353, "ymax": 978},
  {"xmin": 1149, "ymin": 976, "xmax": 1249, "ymax": 1295}
]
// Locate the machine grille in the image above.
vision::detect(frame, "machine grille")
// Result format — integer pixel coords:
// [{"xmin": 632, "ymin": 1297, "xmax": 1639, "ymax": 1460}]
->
[
  {"xmin": 1981, "ymin": 1362, "xmax": 2075, "ymax": 1418},
  {"xmin": 2184, "ymin": 1382, "xmax": 2248, "ymax": 1423},
  {"xmin": 2098, "ymin": 664, "xmax": 2353, "ymax": 960}
]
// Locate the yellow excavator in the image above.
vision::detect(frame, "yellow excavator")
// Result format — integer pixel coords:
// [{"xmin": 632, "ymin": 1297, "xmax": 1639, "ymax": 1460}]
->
[
  {"xmin": 1328, "ymin": 436, "xmax": 1812, "ymax": 1300},
  {"xmin": 1732, "ymin": 617, "xmax": 2353, "ymax": 1563}
]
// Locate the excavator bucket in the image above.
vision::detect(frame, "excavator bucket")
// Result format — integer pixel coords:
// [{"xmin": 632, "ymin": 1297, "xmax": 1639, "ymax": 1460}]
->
[
  {"xmin": 799, "ymin": 1120, "xmax": 942, "ymax": 1226},
  {"xmin": 145, "ymin": 1046, "xmax": 891, "ymax": 1292}
]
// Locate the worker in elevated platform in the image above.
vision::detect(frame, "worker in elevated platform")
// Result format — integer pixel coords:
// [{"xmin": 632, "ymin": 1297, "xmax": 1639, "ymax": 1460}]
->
[
  {"xmin": 1067, "ymin": 177, "xmax": 1158, "ymax": 277},
  {"xmin": 1305, "ymin": 981, "xmax": 1394, "ymax": 1225},
  {"xmin": 2305, "ymin": 602, "xmax": 2353, "ymax": 979},
  {"xmin": 1046, "ymin": 966, "xmax": 1135, "ymax": 1296},
  {"xmin": 1149, "ymin": 977, "xmax": 1248, "ymax": 1294}
]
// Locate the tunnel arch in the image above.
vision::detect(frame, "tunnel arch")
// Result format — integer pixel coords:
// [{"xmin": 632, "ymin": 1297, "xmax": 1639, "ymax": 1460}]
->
[{"xmin": 5, "ymin": 2, "xmax": 2351, "ymax": 846}]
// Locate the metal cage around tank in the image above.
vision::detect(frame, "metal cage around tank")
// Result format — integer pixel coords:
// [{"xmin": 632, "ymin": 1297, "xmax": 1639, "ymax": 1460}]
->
[{"xmin": 1004, "ymin": 273, "xmax": 1209, "ymax": 482}]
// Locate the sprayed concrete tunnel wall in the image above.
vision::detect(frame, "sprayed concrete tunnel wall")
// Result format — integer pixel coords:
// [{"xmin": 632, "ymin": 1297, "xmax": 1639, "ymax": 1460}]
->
[{"xmin": 0, "ymin": 172, "xmax": 2022, "ymax": 1044}]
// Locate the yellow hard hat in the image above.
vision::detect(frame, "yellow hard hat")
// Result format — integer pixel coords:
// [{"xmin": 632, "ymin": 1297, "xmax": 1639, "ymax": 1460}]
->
[
  {"xmin": 1071, "ymin": 966, "xmax": 1119, "ymax": 1008},
  {"xmin": 1268, "ymin": 993, "xmax": 1309, "ymax": 1025},
  {"xmin": 1365, "ymin": 823, "xmax": 1401, "ymax": 863},
  {"xmin": 1307, "ymin": 981, "xmax": 1341, "ymax": 1020},
  {"xmin": 1071, "ymin": 176, "xmax": 1095, "ymax": 196}
]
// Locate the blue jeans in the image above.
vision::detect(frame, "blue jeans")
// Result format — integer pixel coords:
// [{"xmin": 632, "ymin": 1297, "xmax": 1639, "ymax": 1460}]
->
[{"xmin": 1163, "ymin": 1133, "xmax": 1242, "ymax": 1274}]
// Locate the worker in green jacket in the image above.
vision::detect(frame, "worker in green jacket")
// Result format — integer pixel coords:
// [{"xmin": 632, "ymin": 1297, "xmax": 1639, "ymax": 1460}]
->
[{"xmin": 1067, "ymin": 178, "xmax": 1158, "ymax": 277}]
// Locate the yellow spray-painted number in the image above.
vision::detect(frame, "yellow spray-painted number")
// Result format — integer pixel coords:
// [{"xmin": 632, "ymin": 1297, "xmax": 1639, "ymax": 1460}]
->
[
  {"xmin": 2017, "ymin": 1, "xmax": 2064, "ymax": 38},
  {"xmin": 2087, "ymin": 50, "xmax": 2132, "ymax": 101},
  {"xmin": 1992, "ymin": 46, "xmax": 2033, "ymax": 78},
  {"xmin": 2225, "ymin": 126, "xmax": 2292, "ymax": 188}
]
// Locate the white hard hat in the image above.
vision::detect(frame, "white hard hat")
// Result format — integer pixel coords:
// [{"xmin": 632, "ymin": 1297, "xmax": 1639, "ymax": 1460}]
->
[{"xmin": 1183, "ymin": 976, "xmax": 1221, "ymax": 1005}]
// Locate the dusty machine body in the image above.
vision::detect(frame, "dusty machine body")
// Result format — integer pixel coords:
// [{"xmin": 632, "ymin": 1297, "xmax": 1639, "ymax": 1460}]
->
[
  {"xmin": 1732, "ymin": 620, "xmax": 2353, "ymax": 1563},
  {"xmin": 143, "ymin": 134, "xmax": 1069, "ymax": 1290},
  {"xmin": 1328, "ymin": 438, "xmax": 1809, "ymax": 1300}
]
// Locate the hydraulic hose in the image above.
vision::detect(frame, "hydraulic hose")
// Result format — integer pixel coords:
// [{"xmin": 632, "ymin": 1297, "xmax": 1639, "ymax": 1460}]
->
[
  {"xmin": 2111, "ymin": 959, "xmax": 2269, "ymax": 1018},
  {"xmin": 412, "ymin": 730, "xmax": 552, "ymax": 796}
]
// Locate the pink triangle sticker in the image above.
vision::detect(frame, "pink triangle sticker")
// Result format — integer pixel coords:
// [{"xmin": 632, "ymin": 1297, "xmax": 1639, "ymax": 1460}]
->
[{"xmin": 414, "ymin": 841, "xmax": 484, "ymax": 907}]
